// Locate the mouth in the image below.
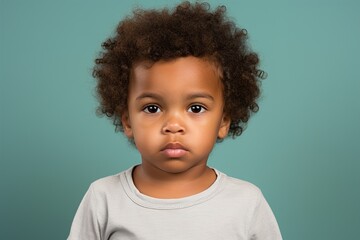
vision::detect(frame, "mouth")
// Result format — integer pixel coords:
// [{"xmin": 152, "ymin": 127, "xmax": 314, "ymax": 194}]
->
[{"xmin": 161, "ymin": 142, "xmax": 188, "ymax": 158}]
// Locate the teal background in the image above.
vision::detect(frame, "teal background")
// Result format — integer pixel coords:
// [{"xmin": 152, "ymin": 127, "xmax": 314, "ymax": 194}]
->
[{"xmin": 1, "ymin": 0, "xmax": 359, "ymax": 239}]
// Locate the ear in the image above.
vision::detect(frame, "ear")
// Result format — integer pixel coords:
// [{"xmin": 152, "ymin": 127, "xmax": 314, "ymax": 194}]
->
[
  {"xmin": 217, "ymin": 114, "xmax": 231, "ymax": 139},
  {"xmin": 121, "ymin": 111, "xmax": 133, "ymax": 138}
]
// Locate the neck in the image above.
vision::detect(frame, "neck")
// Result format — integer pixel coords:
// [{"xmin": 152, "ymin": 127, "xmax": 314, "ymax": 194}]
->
[{"xmin": 132, "ymin": 163, "xmax": 217, "ymax": 198}]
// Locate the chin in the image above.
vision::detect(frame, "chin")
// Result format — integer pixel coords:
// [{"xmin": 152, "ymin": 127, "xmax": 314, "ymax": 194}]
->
[{"xmin": 158, "ymin": 160, "xmax": 202, "ymax": 174}]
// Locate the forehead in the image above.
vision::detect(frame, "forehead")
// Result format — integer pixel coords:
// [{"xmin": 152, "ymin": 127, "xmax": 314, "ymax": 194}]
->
[{"xmin": 129, "ymin": 56, "xmax": 223, "ymax": 93}]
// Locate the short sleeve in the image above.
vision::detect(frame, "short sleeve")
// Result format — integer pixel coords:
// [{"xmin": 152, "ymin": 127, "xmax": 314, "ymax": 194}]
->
[
  {"xmin": 247, "ymin": 192, "xmax": 282, "ymax": 240},
  {"xmin": 67, "ymin": 184, "xmax": 102, "ymax": 240}
]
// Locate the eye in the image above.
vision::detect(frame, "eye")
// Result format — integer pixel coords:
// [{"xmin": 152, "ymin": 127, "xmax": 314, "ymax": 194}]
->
[
  {"xmin": 143, "ymin": 105, "xmax": 160, "ymax": 113},
  {"xmin": 188, "ymin": 105, "xmax": 206, "ymax": 114}
]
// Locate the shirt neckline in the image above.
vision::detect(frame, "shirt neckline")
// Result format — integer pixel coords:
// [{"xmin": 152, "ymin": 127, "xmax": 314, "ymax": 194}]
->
[{"xmin": 120, "ymin": 165, "xmax": 226, "ymax": 210}]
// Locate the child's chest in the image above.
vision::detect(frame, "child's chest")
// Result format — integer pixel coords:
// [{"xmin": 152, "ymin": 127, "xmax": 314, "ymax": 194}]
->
[{"xmin": 103, "ymin": 199, "xmax": 250, "ymax": 240}]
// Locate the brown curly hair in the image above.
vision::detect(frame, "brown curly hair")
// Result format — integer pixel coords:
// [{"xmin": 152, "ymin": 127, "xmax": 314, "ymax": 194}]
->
[{"xmin": 93, "ymin": 1, "xmax": 265, "ymax": 138}]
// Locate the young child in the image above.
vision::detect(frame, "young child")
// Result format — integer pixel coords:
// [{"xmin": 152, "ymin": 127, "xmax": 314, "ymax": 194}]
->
[{"xmin": 68, "ymin": 2, "xmax": 282, "ymax": 239}]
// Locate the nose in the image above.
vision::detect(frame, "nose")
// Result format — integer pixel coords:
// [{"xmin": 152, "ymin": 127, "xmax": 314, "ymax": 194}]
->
[{"xmin": 161, "ymin": 112, "xmax": 185, "ymax": 134}]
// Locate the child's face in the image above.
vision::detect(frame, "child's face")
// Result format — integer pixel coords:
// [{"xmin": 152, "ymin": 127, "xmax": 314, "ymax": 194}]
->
[{"xmin": 122, "ymin": 56, "xmax": 230, "ymax": 175}]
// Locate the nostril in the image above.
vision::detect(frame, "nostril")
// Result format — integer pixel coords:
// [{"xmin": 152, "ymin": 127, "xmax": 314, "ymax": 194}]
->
[{"xmin": 162, "ymin": 123, "xmax": 185, "ymax": 134}]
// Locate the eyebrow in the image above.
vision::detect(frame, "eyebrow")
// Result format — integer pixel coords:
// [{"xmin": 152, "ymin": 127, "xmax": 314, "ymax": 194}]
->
[
  {"xmin": 185, "ymin": 93, "xmax": 215, "ymax": 101},
  {"xmin": 135, "ymin": 93, "xmax": 162, "ymax": 101},
  {"xmin": 135, "ymin": 92, "xmax": 215, "ymax": 101}
]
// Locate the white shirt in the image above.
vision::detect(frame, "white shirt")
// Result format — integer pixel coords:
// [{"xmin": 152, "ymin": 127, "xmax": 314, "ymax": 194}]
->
[{"xmin": 68, "ymin": 166, "xmax": 282, "ymax": 240}]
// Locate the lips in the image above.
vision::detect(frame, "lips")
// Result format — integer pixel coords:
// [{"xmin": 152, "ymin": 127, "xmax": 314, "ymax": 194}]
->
[{"xmin": 161, "ymin": 142, "xmax": 188, "ymax": 158}]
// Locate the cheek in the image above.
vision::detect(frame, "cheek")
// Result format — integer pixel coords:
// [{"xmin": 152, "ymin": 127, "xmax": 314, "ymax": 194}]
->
[
  {"xmin": 132, "ymin": 121, "xmax": 159, "ymax": 143},
  {"xmin": 197, "ymin": 113, "xmax": 223, "ymax": 131},
  {"xmin": 133, "ymin": 118, "xmax": 158, "ymax": 133},
  {"xmin": 191, "ymin": 121, "xmax": 219, "ymax": 143},
  {"xmin": 134, "ymin": 133, "xmax": 161, "ymax": 156}
]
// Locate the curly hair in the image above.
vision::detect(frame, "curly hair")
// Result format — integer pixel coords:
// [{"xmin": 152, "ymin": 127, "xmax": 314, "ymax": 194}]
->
[{"xmin": 93, "ymin": 1, "xmax": 265, "ymax": 139}]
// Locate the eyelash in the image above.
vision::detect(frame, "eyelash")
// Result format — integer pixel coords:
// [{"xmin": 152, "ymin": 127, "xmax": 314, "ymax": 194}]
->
[
  {"xmin": 143, "ymin": 105, "xmax": 161, "ymax": 114},
  {"xmin": 188, "ymin": 105, "xmax": 206, "ymax": 113},
  {"xmin": 142, "ymin": 104, "xmax": 207, "ymax": 114}
]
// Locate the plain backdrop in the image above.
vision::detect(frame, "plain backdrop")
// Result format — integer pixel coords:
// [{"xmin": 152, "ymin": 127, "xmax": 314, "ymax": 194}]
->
[{"xmin": 1, "ymin": 0, "xmax": 359, "ymax": 239}]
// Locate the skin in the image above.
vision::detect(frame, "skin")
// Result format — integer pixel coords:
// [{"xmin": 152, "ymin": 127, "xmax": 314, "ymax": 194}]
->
[{"xmin": 122, "ymin": 56, "xmax": 230, "ymax": 198}]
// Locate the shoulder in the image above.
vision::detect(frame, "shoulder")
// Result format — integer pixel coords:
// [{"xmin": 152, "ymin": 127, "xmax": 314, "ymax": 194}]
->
[
  {"xmin": 86, "ymin": 167, "xmax": 131, "ymax": 199},
  {"xmin": 90, "ymin": 173, "xmax": 120, "ymax": 191},
  {"xmin": 224, "ymin": 174, "xmax": 262, "ymax": 195},
  {"xmin": 216, "ymin": 170, "xmax": 264, "ymax": 204}
]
